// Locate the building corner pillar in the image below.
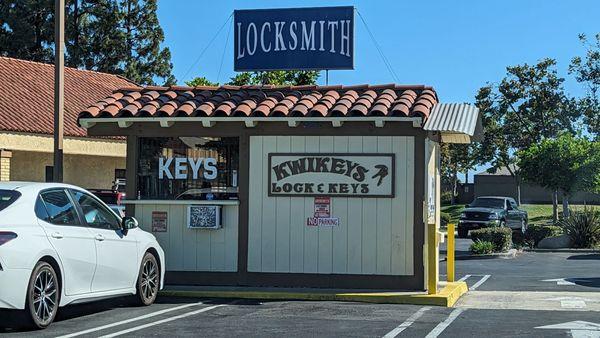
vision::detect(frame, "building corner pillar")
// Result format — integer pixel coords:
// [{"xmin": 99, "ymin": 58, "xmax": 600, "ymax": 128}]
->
[{"xmin": 0, "ymin": 149, "xmax": 13, "ymax": 181}]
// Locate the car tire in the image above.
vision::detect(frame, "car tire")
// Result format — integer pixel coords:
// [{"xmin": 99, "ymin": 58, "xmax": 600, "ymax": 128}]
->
[
  {"xmin": 499, "ymin": 220, "xmax": 506, "ymax": 228},
  {"xmin": 136, "ymin": 252, "xmax": 159, "ymax": 306},
  {"xmin": 457, "ymin": 228, "xmax": 468, "ymax": 238},
  {"xmin": 25, "ymin": 261, "xmax": 60, "ymax": 329}
]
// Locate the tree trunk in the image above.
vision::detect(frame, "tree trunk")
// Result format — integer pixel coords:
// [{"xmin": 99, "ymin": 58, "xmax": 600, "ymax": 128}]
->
[
  {"xmin": 515, "ymin": 174, "xmax": 522, "ymax": 206},
  {"xmin": 451, "ymin": 170, "xmax": 458, "ymax": 205},
  {"xmin": 552, "ymin": 190, "xmax": 559, "ymax": 224},
  {"xmin": 562, "ymin": 192, "xmax": 570, "ymax": 219}
]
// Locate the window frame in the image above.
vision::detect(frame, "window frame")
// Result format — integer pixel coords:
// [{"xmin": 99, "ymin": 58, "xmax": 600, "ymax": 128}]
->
[
  {"xmin": 68, "ymin": 189, "xmax": 122, "ymax": 231},
  {"xmin": 37, "ymin": 188, "xmax": 85, "ymax": 227}
]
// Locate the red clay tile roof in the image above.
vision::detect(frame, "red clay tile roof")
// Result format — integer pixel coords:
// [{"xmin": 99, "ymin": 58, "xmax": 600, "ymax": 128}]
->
[
  {"xmin": 0, "ymin": 57, "xmax": 139, "ymax": 137},
  {"xmin": 79, "ymin": 84, "xmax": 438, "ymax": 121}
]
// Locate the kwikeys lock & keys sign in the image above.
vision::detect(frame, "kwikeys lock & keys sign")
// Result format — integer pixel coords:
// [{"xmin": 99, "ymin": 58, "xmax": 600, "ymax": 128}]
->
[
  {"xmin": 234, "ymin": 6, "xmax": 354, "ymax": 71},
  {"xmin": 269, "ymin": 153, "xmax": 395, "ymax": 197}
]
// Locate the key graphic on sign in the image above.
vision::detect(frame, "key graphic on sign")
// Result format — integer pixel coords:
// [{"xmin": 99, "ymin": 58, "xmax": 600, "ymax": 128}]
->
[{"xmin": 372, "ymin": 164, "xmax": 389, "ymax": 186}]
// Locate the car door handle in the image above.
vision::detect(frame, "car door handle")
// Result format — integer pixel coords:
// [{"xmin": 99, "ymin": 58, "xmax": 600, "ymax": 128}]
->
[
  {"xmin": 51, "ymin": 232, "xmax": 63, "ymax": 239},
  {"xmin": 95, "ymin": 234, "xmax": 105, "ymax": 242}
]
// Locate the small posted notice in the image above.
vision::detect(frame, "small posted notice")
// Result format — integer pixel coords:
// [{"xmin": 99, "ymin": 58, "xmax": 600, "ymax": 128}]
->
[
  {"xmin": 307, "ymin": 196, "xmax": 339, "ymax": 227},
  {"xmin": 151, "ymin": 211, "xmax": 168, "ymax": 232}
]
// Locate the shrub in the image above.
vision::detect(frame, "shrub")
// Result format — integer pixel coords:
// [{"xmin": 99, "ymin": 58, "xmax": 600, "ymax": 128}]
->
[
  {"xmin": 525, "ymin": 224, "xmax": 563, "ymax": 248},
  {"xmin": 470, "ymin": 227, "xmax": 512, "ymax": 252},
  {"xmin": 560, "ymin": 207, "xmax": 600, "ymax": 248},
  {"xmin": 471, "ymin": 228, "xmax": 512, "ymax": 252},
  {"xmin": 441, "ymin": 191, "xmax": 453, "ymax": 205},
  {"xmin": 441, "ymin": 212, "xmax": 451, "ymax": 227},
  {"xmin": 470, "ymin": 240, "xmax": 495, "ymax": 255}
]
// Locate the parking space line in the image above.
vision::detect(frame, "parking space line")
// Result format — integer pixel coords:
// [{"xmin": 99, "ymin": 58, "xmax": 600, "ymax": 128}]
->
[
  {"xmin": 458, "ymin": 275, "xmax": 471, "ymax": 282},
  {"xmin": 382, "ymin": 306, "xmax": 431, "ymax": 338},
  {"xmin": 470, "ymin": 275, "xmax": 491, "ymax": 290},
  {"xmin": 57, "ymin": 301, "xmax": 205, "ymax": 338},
  {"xmin": 99, "ymin": 304, "xmax": 226, "ymax": 338},
  {"xmin": 424, "ymin": 308, "xmax": 464, "ymax": 338}
]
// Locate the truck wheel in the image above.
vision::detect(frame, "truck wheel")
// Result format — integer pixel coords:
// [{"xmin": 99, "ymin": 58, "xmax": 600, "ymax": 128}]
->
[
  {"xmin": 136, "ymin": 253, "xmax": 159, "ymax": 306},
  {"xmin": 25, "ymin": 261, "xmax": 59, "ymax": 329},
  {"xmin": 458, "ymin": 228, "xmax": 468, "ymax": 238}
]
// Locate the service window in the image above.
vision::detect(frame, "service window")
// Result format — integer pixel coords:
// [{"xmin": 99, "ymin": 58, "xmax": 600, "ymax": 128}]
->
[{"xmin": 137, "ymin": 137, "xmax": 239, "ymax": 200}]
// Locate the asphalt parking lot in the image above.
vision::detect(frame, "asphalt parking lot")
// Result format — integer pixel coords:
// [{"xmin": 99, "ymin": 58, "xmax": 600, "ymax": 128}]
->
[{"xmin": 1, "ymin": 246, "xmax": 599, "ymax": 337}]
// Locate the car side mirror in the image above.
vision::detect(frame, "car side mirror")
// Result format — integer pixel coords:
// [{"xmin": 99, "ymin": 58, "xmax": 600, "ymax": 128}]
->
[
  {"xmin": 507, "ymin": 204, "xmax": 513, "ymax": 210},
  {"xmin": 121, "ymin": 216, "xmax": 138, "ymax": 235}
]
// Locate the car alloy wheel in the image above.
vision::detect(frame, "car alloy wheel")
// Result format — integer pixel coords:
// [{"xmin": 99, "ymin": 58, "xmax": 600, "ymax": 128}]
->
[
  {"xmin": 137, "ymin": 253, "xmax": 159, "ymax": 305},
  {"xmin": 27, "ymin": 262, "xmax": 59, "ymax": 329}
]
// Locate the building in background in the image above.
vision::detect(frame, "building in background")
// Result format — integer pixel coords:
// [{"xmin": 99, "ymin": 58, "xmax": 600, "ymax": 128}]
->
[
  {"xmin": 474, "ymin": 167, "xmax": 600, "ymax": 204},
  {"xmin": 0, "ymin": 57, "xmax": 137, "ymax": 188}
]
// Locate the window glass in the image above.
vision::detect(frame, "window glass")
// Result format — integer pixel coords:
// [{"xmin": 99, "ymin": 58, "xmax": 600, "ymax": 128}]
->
[
  {"xmin": 137, "ymin": 137, "xmax": 239, "ymax": 200},
  {"xmin": 0, "ymin": 190, "xmax": 20, "ymax": 212},
  {"xmin": 40, "ymin": 190, "xmax": 80, "ymax": 226},
  {"xmin": 71, "ymin": 191, "xmax": 120, "ymax": 230}
]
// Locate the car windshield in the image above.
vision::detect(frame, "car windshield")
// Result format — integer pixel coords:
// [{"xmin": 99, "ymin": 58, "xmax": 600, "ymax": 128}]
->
[
  {"xmin": 0, "ymin": 190, "xmax": 21, "ymax": 211},
  {"xmin": 470, "ymin": 198, "xmax": 505, "ymax": 209}
]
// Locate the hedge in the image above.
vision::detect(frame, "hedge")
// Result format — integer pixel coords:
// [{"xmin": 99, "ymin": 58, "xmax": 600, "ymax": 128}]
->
[
  {"xmin": 525, "ymin": 224, "xmax": 563, "ymax": 247},
  {"xmin": 470, "ymin": 227, "xmax": 512, "ymax": 252},
  {"xmin": 470, "ymin": 240, "xmax": 495, "ymax": 255}
]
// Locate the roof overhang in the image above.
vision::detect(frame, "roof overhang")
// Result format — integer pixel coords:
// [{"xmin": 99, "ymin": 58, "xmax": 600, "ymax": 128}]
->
[
  {"xmin": 423, "ymin": 103, "xmax": 483, "ymax": 144},
  {"xmin": 79, "ymin": 116, "xmax": 424, "ymax": 129}
]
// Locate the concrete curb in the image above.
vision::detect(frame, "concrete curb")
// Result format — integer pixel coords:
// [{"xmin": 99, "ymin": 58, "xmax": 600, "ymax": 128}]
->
[
  {"xmin": 442, "ymin": 249, "xmax": 518, "ymax": 261},
  {"xmin": 524, "ymin": 248, "xmax": 600, "ymax": 253},
  {"xmin": 158, "ymin": 282, "xmax": 468, "ymax": 307}
]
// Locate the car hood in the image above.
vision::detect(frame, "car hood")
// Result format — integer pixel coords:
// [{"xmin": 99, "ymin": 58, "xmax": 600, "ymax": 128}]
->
[{"xmin": 464, "ymin": 207, "xmax": 503, "ymax": 214}]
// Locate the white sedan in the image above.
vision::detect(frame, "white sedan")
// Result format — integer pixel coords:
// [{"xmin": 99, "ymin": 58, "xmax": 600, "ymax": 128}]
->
[{"xmin": 0, "ymin": 182, "xmax": 165, "ymax": 329}]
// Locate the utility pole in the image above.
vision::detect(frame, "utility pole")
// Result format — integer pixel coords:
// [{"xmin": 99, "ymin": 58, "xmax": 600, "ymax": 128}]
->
[{"xmin": 53, "ymin": 0, "xmax": 64, "ymax": 182}]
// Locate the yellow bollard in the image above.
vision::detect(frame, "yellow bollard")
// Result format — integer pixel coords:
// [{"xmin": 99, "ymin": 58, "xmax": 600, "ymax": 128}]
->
[
  {"xmin": 447, "ymin": 223, "xmax": 455, "ymax": 282},
  {"xmin": 427, "ymin": 222, "xmax": 438, "ymax": 295}
]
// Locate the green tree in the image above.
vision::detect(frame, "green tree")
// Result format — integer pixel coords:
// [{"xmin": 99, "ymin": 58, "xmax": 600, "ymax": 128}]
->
[
  {"xmin": 228, "ymin": 70, "xmax": 320, "ymax": 86},
  {"xmin": 0, "ymin": 0, "xmax": 54, "ymax": 62},
  {"xmin": 0, "ymin": 0, "xmax": 175, "ymax": 85},
  {"xmin": 519, "ymin": 134, "xmax": 600, "ymax": 221},
  {"xmin": 570, "ymin": 33, "xmax": 600, "ymax": 138},
  {"xmin": 441, "ymin": 143, "xmax": 482, "ymax": 204},
  {"xmin": 185, "ymin": 76, "xmax": 218, "ymax": 87},
  {"xmin": 476, "ymin": 59, "xmax": 576, "ymax": 205}
]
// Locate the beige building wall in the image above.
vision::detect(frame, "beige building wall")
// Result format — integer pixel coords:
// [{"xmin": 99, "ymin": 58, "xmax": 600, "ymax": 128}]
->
[
  {"xmin": 248, "ymin": 135, "xmax": 415, "ymax": 276},
  {"xmin": 133, "ymin": 203, "xmax": 239, "ymax": 272},
  {"xmin": 10, "ymin": 151, "xmax": 125, "ymax": 189}
]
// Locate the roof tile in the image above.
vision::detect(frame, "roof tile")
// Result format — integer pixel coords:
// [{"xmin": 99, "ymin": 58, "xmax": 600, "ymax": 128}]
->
[{"xmin": 78, "ymin": 84, "xmax": 439, "ymax": 123}]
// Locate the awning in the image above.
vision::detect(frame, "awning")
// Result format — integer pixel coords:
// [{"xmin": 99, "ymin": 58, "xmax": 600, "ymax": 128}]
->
[{"xmin": 423, "ymin": 103, "xmax": 483, "ymax": 143}]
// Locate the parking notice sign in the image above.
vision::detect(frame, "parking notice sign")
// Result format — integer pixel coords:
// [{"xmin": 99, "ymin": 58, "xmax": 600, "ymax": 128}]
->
[
  {"xmin": 152, "ymin": 211, "xmax": 168, "ymax": 232},
  {"xmin": 314, "ymin": 196, "xmax": 331, "ymax": 218}
]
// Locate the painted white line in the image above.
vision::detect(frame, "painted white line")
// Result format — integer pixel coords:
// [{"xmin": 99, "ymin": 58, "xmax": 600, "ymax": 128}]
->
[
  {"xmin": 542, "ymin": 278, "xmax": 577, "ymax": 286},
  {"xmin": 458, "ymin": 275, "xmax": 471, "ymax": 282},
  {"xmin": 57, "ymin": 302, "xmax": 205, "ymax": 338},
  {"xmin": 561, "ymin": 300, "xmax": 587, "ymax": 309},
  {"xmin": 99, "ymin": 304, "xmax": 225, "ymax": 338},
  {"xmin": 382, "ymin": 306, "xmax": 432, "ymax": 338},
  {"xmin": 425, "ymin": 308, "xmax": 464, "ymax": 338},
  {"xmin": 469, "ymin": 275, "xmax": 491, "ymax": 290}
]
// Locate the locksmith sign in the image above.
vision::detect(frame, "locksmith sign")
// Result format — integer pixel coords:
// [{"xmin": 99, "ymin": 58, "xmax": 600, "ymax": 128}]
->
[
  {"xmin": 234, "ymin": 6, "xmax": 354, "ymax": 71},
  {"xmin": 269, "ymin": 153, "xmax": 395, "ymax": 197}
]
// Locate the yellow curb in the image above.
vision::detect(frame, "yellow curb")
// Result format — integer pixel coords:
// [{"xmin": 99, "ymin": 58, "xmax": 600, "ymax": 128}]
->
[{"xmin": 159, "ymin": 281, "xmax": 468, "ymax": 307}]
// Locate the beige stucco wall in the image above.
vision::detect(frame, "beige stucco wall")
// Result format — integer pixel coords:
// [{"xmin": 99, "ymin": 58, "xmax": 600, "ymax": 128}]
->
[
  {"xmin": 10, "ymin": 151, "xmax": 125, "ymax": 189},
  {"xmin": 0, "ymin": 132, "xmax": 126, "ymax": 157}
]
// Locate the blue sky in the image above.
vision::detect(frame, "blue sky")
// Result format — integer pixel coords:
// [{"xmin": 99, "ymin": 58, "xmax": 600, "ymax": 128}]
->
[{"xmin": 156, "ymin": 0, "xmax": 598, "ymax": 180}]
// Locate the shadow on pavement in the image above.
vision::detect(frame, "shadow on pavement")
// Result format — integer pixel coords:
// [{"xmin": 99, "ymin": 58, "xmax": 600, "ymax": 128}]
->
[
  {"xmin": 567, "ymin": 254, "xmax": 600, "ymax": 260},
  {"xmin": 565, "ymin": 277, "xmax": 600, "ymax": 288}
]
